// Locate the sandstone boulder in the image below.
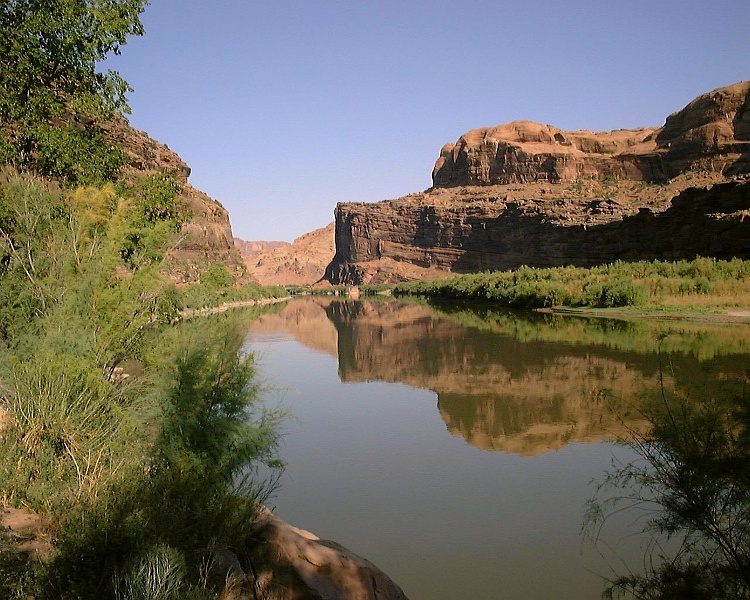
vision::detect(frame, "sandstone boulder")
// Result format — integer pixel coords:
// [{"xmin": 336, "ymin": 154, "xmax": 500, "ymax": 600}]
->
[{"xmin": 244, "ymin": 507, "xmax": 409, "ymax": 600}]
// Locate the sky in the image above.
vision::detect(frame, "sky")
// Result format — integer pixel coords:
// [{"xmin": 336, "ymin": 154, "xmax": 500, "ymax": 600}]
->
[{"xmin": 107, "ymin": 0, "xmax": 750, "ymax": 242}]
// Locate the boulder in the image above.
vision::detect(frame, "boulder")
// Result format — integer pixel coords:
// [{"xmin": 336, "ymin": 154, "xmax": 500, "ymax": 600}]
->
[{"xmin": 244, "ymin": 507, "xmax": 409, "ymax": 600}]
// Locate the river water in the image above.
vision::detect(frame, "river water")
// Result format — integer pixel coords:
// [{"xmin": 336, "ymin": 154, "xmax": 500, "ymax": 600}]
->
[{"xmin": 245, "ymin": 298, "xmax": 750, "ymax": 600}]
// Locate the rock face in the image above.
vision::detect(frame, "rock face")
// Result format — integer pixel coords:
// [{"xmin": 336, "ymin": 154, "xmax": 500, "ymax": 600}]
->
[
  {"xmin": 433, "ymin": 81, "xmax": 750, "ymax": 186},
  {"xmin": 432, "ymin": 122, "xmax": 661, "ymax": 186},
  {"xmin": 241, "ymin": 223, "xmax": 336, "ymax": 286},
  {"xmin": 245, "ymin": 506, "xmax": 409, "ymax": 600},
  {"xmin": 234, "ymin": 239, "xmax": 291, "ymax": 257},
  {"xmin": 326, "ymin": 178, "xmax": 750, "ymax": 285},
  {"xmin": 106, "ymin": 116, "xmax": 248, "ymax": 283},
  {"xmin": 325, "ymin": 82, "xmax": 750, "ymax": 285}
]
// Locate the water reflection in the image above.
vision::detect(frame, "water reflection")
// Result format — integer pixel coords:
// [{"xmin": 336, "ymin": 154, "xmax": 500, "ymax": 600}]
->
[
  {"xmin": 249, "ymin": 298, "xmax": 750, "ymax": 456},
  {"xmin": 247, "ymin": 299, "xmax": 750, "ymax": 600}
]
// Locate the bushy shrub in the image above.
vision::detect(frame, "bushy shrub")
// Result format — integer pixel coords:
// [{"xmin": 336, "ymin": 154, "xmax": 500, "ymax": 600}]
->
[
  {"xmin": 114, "ymin": 545, "xmax": 187, "ymax": 600},
  {"xmin": 383, "ymin": 258, "xmax": 750, "ymax": 309},
  {"xmin": 582, "ymin": 280, "xmax": 649, "ymax": 307},
  {"xmin": 0, "ymin": 354, "xmax": 130, "ymax": 510},
  {"xmin": 199, "ymin": 265, "xmax": 232, "ymax": 289},
  {"xmin": 509, "ymin": 282, "xmax": 569, "ymax": 308}
]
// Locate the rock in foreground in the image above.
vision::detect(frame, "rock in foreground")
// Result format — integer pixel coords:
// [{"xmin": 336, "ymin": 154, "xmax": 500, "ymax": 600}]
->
[{"xmin": 244, "ymin": 507, "xmax": 409, "ymax": 600}]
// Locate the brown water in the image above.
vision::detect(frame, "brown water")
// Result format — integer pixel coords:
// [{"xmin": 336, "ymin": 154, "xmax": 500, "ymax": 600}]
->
[{"xmin": 245, "ymin": 298, "xmax": 750, "ymax": 600}]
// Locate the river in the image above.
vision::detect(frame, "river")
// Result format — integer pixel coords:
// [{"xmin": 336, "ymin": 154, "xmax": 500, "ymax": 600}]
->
[{"xmin": 244, "ymin": 298, "xmax": 750, "ymax": 600}]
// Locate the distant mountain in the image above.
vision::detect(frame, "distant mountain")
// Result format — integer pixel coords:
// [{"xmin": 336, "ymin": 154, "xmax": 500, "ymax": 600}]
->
[
  {"xmin": 238, "ymin": 223, "xmax": 335, "ymax": 286},
  {"xmin": 234, "ymin": 240, "xmax": 291, "ymax": 257}
]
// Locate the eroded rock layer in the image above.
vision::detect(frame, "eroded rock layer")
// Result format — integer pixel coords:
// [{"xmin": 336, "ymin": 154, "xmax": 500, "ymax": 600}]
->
[
  {"xmin": 240, "ymin": 223, "xmax": 335, "ymax": 286},
  {"xmin": 325, "ymin": 82, "xmax": 750, "ymax": 285},
  {"xmin": 433, "ymin": 81, "xmax": 750, "ymax": 186}
]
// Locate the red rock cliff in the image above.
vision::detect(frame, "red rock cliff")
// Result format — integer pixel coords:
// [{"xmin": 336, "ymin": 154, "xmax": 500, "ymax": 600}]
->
[
  {"xmin": 325, "ymin": 82, "xmax": 750, "ymax": 285},
  {"xmin": 433, "ymin": 81, "xmax": 750, "ymax": 186}
]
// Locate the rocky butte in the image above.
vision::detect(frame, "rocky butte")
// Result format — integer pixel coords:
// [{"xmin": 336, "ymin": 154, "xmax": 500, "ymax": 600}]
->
[{"xmin": 324, "ymin": 81, "xmax": 750, "ymax": 285}]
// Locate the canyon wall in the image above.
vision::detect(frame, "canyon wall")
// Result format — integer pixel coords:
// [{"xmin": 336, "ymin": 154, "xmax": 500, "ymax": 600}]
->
[
  {"xmin": 432, "ymin": 81, "xmax": 750, "ymax": 186},
  {"xmin": 107, "ymin": 116, "xmax": 248, "ymax": 283},
  {"xmin": 325, "ymin": 82, "xmax": 750, "ymax": 285},
  {"xmin": 239, "ymin": 224, "xmax": 336, "ymax": 286}
]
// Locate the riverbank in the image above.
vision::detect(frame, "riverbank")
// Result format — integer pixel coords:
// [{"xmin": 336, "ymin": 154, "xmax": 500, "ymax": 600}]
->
[
  {"xmin": 542, "ymin": 306, "xmax": 750, "ymax": 324},
  {"xmin": 176, "ymin": 295, "xmax": 291, "ymax": 320}
]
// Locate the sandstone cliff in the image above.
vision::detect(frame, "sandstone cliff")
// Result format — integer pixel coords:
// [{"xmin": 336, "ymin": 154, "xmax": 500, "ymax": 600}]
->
[
  {"xmin": 241, "ymin": 223, "xmax": 336, "ymax": 286},
  {"xmin": 106, "ymin": 116, "xmax": 248, "ymax": 283},
  {"xmin": 433, "ymin": 81, "xmax": 750, "ymax": 186},
  {"xmin": 325, "ymin": 82, "xmax": 750, "ymax": 285}
]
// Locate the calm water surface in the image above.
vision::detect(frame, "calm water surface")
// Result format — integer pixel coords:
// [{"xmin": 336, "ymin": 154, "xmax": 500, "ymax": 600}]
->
[{"xmin": 245, "ymin": 299, "xmax": 750, "ymax": 600}]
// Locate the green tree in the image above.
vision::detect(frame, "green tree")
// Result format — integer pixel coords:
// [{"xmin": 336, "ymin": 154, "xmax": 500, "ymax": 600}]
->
[{"xmin": 0, "ymin": 0, "xmax": 148, "ymax": 182}]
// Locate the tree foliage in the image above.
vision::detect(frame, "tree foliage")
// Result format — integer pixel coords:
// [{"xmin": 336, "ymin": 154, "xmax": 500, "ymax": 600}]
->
[
  {"xmin": 0, "ymin": 173, "xmax": 285, "ymax": 598},
  {"xmin": 0, "ymin": 0, "xmax": 148, "ymax": 182},
  {"xmin": 587, "ymin": 352, "xmax": 750, "ymax": 599}
]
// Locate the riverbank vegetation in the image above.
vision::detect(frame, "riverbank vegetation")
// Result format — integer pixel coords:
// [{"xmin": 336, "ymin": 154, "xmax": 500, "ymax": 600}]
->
[
  {"xmin": 392, "ymin": 258, "xmax": 750, "ymax": 313},
  {"xmin": 0, "ymin": 170, "xmax": 286, "ymax": 598},
  {"xmin": 0, "ymin": 4, "xmax": 289, "ymax": 595}
]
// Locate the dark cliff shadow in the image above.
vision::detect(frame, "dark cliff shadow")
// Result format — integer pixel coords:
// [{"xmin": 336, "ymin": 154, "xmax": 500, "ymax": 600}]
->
[{"xmin": 451, "ymin": 180, "xmax": 750, "ymax": 273}]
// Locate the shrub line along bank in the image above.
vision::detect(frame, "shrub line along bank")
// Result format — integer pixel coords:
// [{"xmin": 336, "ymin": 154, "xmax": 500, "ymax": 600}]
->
[{"xmin": 389, "ymin": 258, "xmax": 750, "ymax": 314}]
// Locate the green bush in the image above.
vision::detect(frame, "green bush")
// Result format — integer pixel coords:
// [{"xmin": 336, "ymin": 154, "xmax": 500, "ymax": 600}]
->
[
  {"xmin": 199, "ymin": 265, "xmax": 232, "ymax": 289},
  {"xmin": 114, "ymin": 544, "xmax": 187, "ymax": 600},
  {"xmin": 509, "ymin": 282, "xmax": 569, "ymax": 308},
  {"xmin": 0, "ymin": 354, "xmax": 130, "ymax": 510},
  {"xmin": 583, "ymin": 280, "xmax": 649, "ymax": 307}
]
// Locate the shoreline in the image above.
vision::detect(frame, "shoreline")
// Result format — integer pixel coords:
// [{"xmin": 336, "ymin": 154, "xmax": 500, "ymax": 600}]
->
[
  {"xmin": 176, "ymin": 295, "xmax": 291, "ymax": 320},
  {"xmin": 541, "ymin": 306, "xmax": 750, "ymax": 324}
]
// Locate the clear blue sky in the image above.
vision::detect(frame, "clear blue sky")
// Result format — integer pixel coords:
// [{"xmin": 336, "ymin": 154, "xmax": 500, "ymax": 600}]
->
[{"xmin": 107, "ymin": 0, "xmax": 750, "ymax": 242}]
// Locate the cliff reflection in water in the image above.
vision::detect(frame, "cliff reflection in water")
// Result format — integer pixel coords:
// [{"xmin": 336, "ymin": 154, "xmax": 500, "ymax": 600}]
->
[{"xmin": 248, "ymin": 298, "xmax": 750, "ymax": 456}]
